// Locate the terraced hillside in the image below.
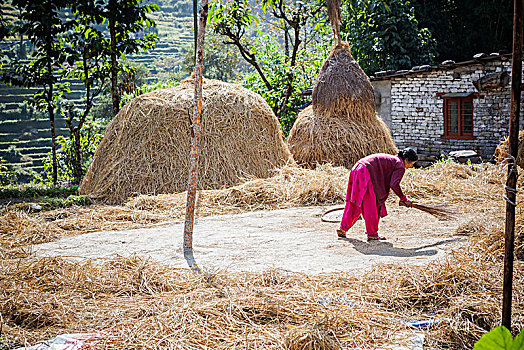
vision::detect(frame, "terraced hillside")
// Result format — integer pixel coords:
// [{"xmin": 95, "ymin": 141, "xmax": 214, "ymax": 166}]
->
[
  {"xmin": 131, "ymin": 0, "xmax": 194, "ymax": 81},
  {"xmin": 0, "ymin": 0, "xmax": 194, "ymax": 178},
  {"xmin": 0, "ymin": 82, "xmax": 83, "ymax": 176}
]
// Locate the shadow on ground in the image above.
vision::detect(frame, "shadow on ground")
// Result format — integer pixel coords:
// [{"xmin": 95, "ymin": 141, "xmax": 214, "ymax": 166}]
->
[{"xmin": 338, "ymin": 237, "xmax": 460, "ymax": 257}]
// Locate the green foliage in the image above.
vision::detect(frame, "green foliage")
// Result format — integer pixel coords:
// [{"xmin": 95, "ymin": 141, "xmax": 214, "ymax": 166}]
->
[
  {"xmin": 120, "ymin": 79, "xmax": 179, "ymax": 107},
  {"xmin": 0, "ymin": 184, "xmax": 88, "ymax": 210},
  {"xmin": 241, "ymin": 32, "xmax": 329, "ymax": 135},
  {"xmin": 411, "ymin": 0, "xmax": 513, "ymax": 63},
  {"xmin": 210, "ymin": 0, "xmax": 328, "ymax": 134},
  {"xmin": 210, "ymin": 0, "xmax": 259, "ymax": 40},
  {"xmin": 473, "ymin": 326, "xmax": 524, "ymax": 350},
  {"xmin": 0, "ymin": 158, "xmax": 18, "ymax": 186},
  {"xmin": 38, "ymin": 194, "xmax": 88, "ymax": 209},
  {"xmin": 0, "ymin": 185, "xmax": 78, "ymax": 200},
  {"xmin": 37, "ymin": 118, "xmax": 105, "ymax": 185},
  {"xmin": 0, "ymin": 0, "xmax": 77, "ymax": 185},
  {"xmin": 341, "ymin": 0, "xmax": 437, "ymax": 75},
  {"xmin": 181, "ymin": 32, "xmax": 240, "ymax": 82}
]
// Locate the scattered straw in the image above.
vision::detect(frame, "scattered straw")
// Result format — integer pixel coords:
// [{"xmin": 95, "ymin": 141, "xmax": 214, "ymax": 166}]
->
[
  {"xmin": 1, "ymin": 219, "xmax": 522, "ymax": 349},
  {"xmin": 0, "ymin": 162, "xmax": 509, "ymax": 255},
  {"xmin": 0, "ymin": 162, "xmax": 523, "ymax": 348}
]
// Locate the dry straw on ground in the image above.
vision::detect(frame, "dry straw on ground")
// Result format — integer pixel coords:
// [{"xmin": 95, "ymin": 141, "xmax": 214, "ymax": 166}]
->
[
  {"xmin": 287, "ymin": 43, "xmax": 397, "ymax": 169},
  {"xmin": 1, "ymin": 162, "xmax": 522, "ymax": 349},
  {"xmin": 1, "ymin": 213, "xmax": 522, "ymax": 349},
  {"xmin": 79, "ymin": 78, "xmax": 292, "ymax": 203},
  {"xmin": 1, "ymin": 162, "xmax": 507, "ymax": 253}
]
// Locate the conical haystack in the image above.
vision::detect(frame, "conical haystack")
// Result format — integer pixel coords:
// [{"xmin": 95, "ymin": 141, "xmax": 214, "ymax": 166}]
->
[
  {"xmin": 312, "ymin": 43, "xmax": 375, "ymax": 118},
  {"xmin": 287, "ymin": 106, "xmax": 396, "ymax": 169},
  {"xmin": 79, "ymin": 78, "xmax": 293, "ymax": 203},
  {"xmin": 287, "ymin": 42, "xmax": 397, "ymax": 169}
]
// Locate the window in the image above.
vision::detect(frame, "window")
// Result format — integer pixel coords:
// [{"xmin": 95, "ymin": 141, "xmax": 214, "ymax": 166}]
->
[{"xmin": 440, "ymin": 93, "xmax": 476, "ymax": 139}]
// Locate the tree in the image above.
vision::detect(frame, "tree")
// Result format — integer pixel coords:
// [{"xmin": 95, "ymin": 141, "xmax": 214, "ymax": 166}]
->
[
  {"xmin": 181, "ymin": 32, "xmax": 240, "ymax": 82},
  {"xmin": 209, "ymin": 0, "xmax": 327, "ymax": 132},
  {"xmin": 183, "ymin": 0, "xmax": 210, "ymax": 272},
  {"xmin": 1, "ymin": 0, "xmax": 73, "ymax": 185},
  {"xmin": 340, "ymin": 0, "xmax": 437, "ymax": 75},
  {"xmin": 60, "ymin": 7, "xmax": 110, "ymax": 184},
  {"xmin": 80, "ymin": 0, "xmax": 158, "ymax": 117},
  {"xmin": 411, "ymin": 0, "xmax": 513, "ymax": 63},
  {"xmin": 241, "ymin": 31, "xmax": 329, "ymax": 133}
]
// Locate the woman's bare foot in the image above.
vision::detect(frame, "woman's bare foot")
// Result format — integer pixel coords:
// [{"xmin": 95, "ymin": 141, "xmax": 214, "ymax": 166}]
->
[
  {"xmin": 336, "ymin": 229, "xmax": 347, "ymax": 238},
  {"xmin": 367, "ymin": 234, "xmax": 386, "ymax": 241}
]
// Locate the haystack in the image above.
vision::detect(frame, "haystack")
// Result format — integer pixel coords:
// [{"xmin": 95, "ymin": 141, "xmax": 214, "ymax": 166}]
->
[
  {"xmin": 494, "ymin": 130, "xmax": 524, "ymax": 168},
  {"xmin": 311, "ymin": 43, "xmax": 375, "ymax": 119},
  {"xmin": 79, "ymin": 78, "xmax": 292, "ymax": 203},
  {"xmin": 287, "ymin": 105, "xmax": 396, "ymax": 169},
  {"xmin": 287, "ymin": 40, "xmax": 397, "ymax": 168}
]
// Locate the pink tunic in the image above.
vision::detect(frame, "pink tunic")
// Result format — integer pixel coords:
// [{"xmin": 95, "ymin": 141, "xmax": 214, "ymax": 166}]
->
[{"xmin": 358, "ymin": 153, "xmax": 408, "ymax": 205}]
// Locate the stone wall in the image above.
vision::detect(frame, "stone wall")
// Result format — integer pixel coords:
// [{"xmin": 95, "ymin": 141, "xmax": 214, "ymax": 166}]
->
[{"xmin": 371, "ymin": 58, "xmax": 524, "ymax": 160}]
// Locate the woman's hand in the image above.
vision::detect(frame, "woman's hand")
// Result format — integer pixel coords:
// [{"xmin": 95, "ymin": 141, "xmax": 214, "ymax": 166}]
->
[{"xmin": 399, "ymin": 199, "xmax": 414, "ymax": 208}]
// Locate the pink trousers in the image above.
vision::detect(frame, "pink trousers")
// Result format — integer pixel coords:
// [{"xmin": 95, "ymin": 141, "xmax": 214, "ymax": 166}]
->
[{"xmin": 340, "ymin": 163, "xmax": 387, "ymax": 236}]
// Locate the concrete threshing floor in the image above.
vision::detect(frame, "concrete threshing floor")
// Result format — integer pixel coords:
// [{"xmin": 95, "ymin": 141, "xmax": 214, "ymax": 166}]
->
[{"xmin": 33, "ymin": 204, "xmax": 470, "ymax": 274}]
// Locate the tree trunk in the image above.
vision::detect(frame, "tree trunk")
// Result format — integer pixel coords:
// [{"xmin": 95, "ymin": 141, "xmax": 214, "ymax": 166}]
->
[
  {"xmin": 65, "ymin": 116, "xmax": 83, "ymax": 185},
  {"xmin": 502, "ymin": 0, "xmax": 523, "ymax": 331},
  {"xmin": 183, "ymin": 0, "xmax": 209, "ymax": 271},
  {"xmin": 109, "ymin": 14, "xmax": 119, "ymax": 116},
  {"xmin": 46, "ymin": 56, "xmax": 58, "ymax": 186},
  {"xmin": 48, "ymin": 96, "xmax": 57, "ymax": 186},
  {"xmin": 73, "ymin": 129, "xmax": 82, "ymax": 183}
]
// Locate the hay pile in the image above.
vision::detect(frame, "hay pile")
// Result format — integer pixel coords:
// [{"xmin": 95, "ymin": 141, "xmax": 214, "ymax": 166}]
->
[
  {"xmin": 494, "ymin": 130, "xmax": 524, "ymax": 168},
  {"xmin": 287, "ymin": 43, "xmax": 397, "ymax": 169},
  {"xmin": 79, "ymin": 78, "xmax": 292, "ymax": 203}
]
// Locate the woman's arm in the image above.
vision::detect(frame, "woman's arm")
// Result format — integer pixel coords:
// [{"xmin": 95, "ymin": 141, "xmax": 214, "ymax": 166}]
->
[{"xmin": 390, "ymin": 166, "xmax": 408, "ymax": 202}]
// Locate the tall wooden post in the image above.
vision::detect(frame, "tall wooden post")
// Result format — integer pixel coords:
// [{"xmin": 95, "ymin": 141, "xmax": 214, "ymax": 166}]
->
[
  {"xmin": 183, "ymin": 0, "xmax": 209, "ymax": 272},
  {"xmin": 502, "ymin": 0, "xmax": 523, "ymax": 330}
]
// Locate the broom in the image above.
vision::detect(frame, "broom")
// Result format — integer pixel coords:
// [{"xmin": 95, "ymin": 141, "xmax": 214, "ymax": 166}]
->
[{"xmin": 399, "ymin": 200, "xmax": 456, "ymax": 220}]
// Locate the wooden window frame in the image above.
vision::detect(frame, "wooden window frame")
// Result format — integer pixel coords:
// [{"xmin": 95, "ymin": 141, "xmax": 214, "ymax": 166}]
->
[{"xmin": 439, "ymin": 93, "xmax": 477, "ymax": 140}]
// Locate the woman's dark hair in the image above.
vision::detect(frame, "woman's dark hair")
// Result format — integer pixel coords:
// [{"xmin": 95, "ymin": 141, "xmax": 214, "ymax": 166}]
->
[{"xmin": 398, "ymin": 147, "xmax": 418, "ymax": 162}]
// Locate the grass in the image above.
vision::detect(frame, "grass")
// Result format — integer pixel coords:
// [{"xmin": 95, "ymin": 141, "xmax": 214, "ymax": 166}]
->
[{"xmin": 0, "ymin": 185, "xmax": 79, "ymax": 200}]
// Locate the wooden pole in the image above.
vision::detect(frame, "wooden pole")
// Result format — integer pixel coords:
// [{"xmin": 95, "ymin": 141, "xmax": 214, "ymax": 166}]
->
[
  {"xmin": 183, "ymin": 0, "xmax": 209, "ymax": 272},
  {"xmin": 502, "ymin": 0, "xmax": 523, "ymax": 330}
]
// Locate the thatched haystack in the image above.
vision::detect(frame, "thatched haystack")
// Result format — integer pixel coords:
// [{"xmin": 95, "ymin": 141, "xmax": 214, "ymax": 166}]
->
[
  {"xmin": 79, "ymin": 78, "xmax": 292, "ymax": 203},
  {"xmin": 311, "ymin": 43, "xmax": 375, "ymax": 118},
  {"xmin": 287, "ymin": 42, "xmax": 397, "ymax": 169},
  {"xmin": 287, "ymin": 106, "xmax": 396, "ymax": 169},
  {"xmin": 494, "ymin": 130, "xmax": 524, "ymax": 168}
]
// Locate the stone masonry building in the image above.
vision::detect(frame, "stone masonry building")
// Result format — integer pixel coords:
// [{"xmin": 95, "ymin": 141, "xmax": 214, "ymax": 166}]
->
[{"xmin": 370, "ymin": 53, "xmax": 524, "ymax": 161}]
